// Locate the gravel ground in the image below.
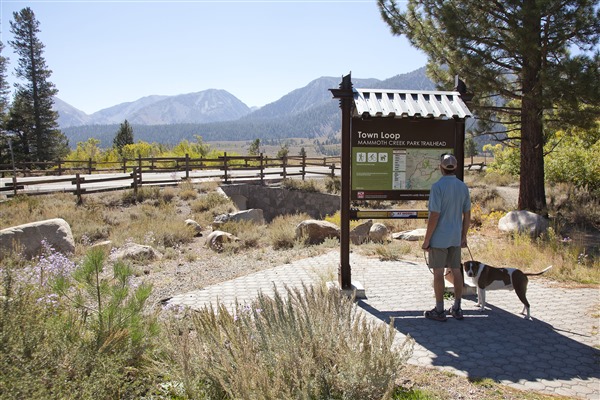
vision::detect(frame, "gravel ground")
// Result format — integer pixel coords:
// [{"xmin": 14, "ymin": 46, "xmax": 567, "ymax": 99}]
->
[{"xmin": 130, "ymin": 233, "xmax": 337, "ymax": 310}]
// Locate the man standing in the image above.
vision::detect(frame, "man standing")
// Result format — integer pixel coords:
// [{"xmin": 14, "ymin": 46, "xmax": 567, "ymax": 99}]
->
[{"xmin": 422, "ymin": 154, "xmax": 471, "ymax": 321}]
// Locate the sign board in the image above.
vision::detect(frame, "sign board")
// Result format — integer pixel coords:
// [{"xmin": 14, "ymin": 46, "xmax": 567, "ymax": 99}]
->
[{"xmin": 351, "ymin": 118, "xmax": 458, "ymax": 200}]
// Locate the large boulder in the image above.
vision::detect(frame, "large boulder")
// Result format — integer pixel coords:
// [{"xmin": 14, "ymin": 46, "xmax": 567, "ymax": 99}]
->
[
  {"xmin": 185, "ymin": 219, "xmax": 203, "ymax": 237},
  {"xmin": 498, "ymin": 211, "xmax": 549, "ymax": 237},
  {"xmin": 369, "ymin": 223, "xmax": 389, "ymax": 243},
  {"xmin": 0, "ymin": 218, "xmax": 75, "ymax": 258},
  {"xmin": 295, "ymin": 220, "xmax": 340, "ymax": 244},
  {"xmin": 213, "ymin": 209, "xmax": 265, "ymax": 227},
  {"xmin": 350, "ymin": 220, "xmax": 373, "ymax": 245},
  {"xmin": 206, "ymin": 230, "xmax": 240, "ymax": 252},
  {"xmin": 110, "ymin": 243, "xmax": 162, "ymax": 262},
  {"xmin": 392, "ymin": 228, "xmax": 427, "ymax": 241}
]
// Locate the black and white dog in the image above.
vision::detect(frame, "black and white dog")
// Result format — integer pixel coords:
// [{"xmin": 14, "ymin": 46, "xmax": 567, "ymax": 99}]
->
[{"xmin": 463, "ymin": 260, "xmax": 553, "ymax": 319}]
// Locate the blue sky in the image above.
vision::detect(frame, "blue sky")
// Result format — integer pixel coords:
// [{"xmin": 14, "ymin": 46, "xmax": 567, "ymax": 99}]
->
[{"xmin": 0, "ymin": 0, "xmax": 426, "ymax": 114}]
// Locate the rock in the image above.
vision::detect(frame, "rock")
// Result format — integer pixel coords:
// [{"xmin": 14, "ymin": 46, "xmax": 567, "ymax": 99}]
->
[
  {"xmin": 0, "ymin": 218, "xmax": 75, "ymax": 259},
  {"xmin": 185, "ymin": 219, "xmax": 203, "ymax": 236},
  {"xmin": 498, "ymin": 211, "xmax": 549, "ymax": 237},
  {"xmin": 295, "ymin": 220, "xmax": 340, "ymax": 244},
  {"xmin": 110, "ymin": 243, "xmax": 162, "ymax": 262},
  {"xmin": 213, "ymin": 209, "xmax": 265, "ymax": 227},
  {"xmin": 350, "ymin": 220, "xmax": 373, "ymax": 245},
  {"xmin": 206, "ymin": 230, "xmax": 240, "ymax": 252},
  {"xmin": 369, "ymin": 223, "xmax": 389, "ymax": 243},
  {"xmin": 90, "ymin": 240, "xmax": 113, "ymax": 253},
  {"xmin": 392, "ymin": 228, "xmax": 427, "ymax": 241}
]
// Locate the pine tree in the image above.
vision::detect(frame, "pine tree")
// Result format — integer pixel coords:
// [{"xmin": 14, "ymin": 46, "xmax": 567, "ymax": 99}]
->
[
  {"xmin": 378, "ymin": 0, "xmax": 600, "ymax": 213},
  {"xmin": 464, "ymin": 137, "xmax": 478, "ymax": 165},
  {"xmin": 248, "ymin": 138, "xmax": 260, "ymax": 156},
  {"xmin": 0, "ymin": 41, "xmax": 11, "ymax": 165},
  {"xmin": 8, "ymin": 7, "xmax": 68, "ymax": 163},
  {"xmin": 113, "ymin": 120, "xmax": 134, "ymax": 155}
]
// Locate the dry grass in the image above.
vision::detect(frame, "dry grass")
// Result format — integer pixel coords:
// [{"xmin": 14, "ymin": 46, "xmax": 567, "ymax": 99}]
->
[{"xmin": 161, "ymin": 284, "xmax": 413, "ymax": 400}]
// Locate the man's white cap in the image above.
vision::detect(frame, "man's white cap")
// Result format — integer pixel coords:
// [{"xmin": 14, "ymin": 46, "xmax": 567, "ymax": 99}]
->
[{"xmin": 440, "ymin": 154, "xmax": 457, "ymax": 170}]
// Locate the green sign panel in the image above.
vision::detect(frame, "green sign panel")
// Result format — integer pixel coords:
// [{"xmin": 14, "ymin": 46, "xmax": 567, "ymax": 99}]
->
[{"xmin": 351, "ymin": 118, "xmax": 459, "ymax": 200}]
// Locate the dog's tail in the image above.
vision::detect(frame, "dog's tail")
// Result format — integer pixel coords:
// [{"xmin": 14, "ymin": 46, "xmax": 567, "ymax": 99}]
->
[{"xmin": 525, "ymin": 265, "xmax": 553, "ymax": 276}]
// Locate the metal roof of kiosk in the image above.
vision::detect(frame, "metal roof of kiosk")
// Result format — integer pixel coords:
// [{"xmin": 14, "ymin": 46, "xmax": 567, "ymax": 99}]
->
[{"xmin": 353, "ymin": 88, "xmax": 472, "ymax": 120}]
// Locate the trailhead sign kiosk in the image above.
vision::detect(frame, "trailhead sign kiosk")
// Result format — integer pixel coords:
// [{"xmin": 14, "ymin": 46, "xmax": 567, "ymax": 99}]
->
[{"xmin": 330, "ymin": 74, "xmax": 472, "ymax": 295}]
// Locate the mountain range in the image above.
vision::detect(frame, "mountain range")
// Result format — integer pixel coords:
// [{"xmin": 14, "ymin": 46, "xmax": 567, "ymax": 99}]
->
[{"xmin": 57, "ymin": 67, "xmax": 437, "ymax": 147}]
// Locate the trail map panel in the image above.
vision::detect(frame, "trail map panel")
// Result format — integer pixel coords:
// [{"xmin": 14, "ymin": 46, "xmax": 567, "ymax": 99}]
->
[{"xmin": 351, "ymin": 118, "xmax": 457, "ymax": 200}]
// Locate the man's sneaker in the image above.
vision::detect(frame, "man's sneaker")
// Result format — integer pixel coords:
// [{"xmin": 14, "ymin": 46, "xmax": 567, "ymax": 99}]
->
[
  {"xmin": 448, "ymin": 307, "xmax": 464, "ymax": 320},
  {"xmin": 424, "ymin": 308, "xmax": 447, "ymax": 322}
]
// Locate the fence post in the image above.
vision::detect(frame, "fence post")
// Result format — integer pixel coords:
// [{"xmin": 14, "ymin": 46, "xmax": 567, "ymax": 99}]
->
[
  {"xmin": 330, "ymin": 163, "xmax": 336, "ymax": 178},
  {"xmin": 223, "ymin": 152, "xmax": 229, "ymax": 184},
  {"xmin": 75, "ymin": 173, "xmax": 83, "ymax": 205},
  {"xmin": 122, "ymin": 158, "xmax": 126, "ymax": 173},
  {"xmin": 301, "ymin": 153, "xmax": 306, "ymax": 181},
  {"xmin": 57, "ymin": 160, "xmax": 63, "ymax": 176},
  {"xmin": 138, "ymin": 155, "xmax": 142, "ymax": 173},
  {"xmin": 185, "ymin": 153, "xmax": 190, "ymax": 179},
  {"xmin": 88, "ymin": 158, "xmax": 93, "ymax": 174},
  {"xmin": 282, "ymin": 156, "xmax": 287, "ymax": 180},
  {"xmin": 132, "ymin": 167, "xmax": 139, "ymax": 201},
  {"xmin": 260, "ymin": 153, "xmax": 264, "ymax": 185},
  {"xmin": 12, "ymin": 176, "xmax": 17, "ymax": 197}
]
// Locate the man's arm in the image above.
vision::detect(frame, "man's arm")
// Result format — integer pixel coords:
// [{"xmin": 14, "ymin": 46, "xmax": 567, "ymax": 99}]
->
[{"xmin": 422, "ymin": 211, "xmax": 440, "ymax": 249}]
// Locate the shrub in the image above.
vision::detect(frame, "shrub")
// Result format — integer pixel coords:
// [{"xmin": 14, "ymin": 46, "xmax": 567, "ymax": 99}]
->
[
  {"xmin": 160, "ymin": 187, "xmax": 178, "ymax": 202},
  {"xmin": 190, "ymin": 192, "xmax": 232, "ymax": 213},
  {"xmin": 268, "ymin": 214, "xmax": 309, "ymax": 250},
  {"xmin": 218, "ymin": 220, "xmax": 264, "ymax": 253},
  {"xmin": 162, "ymin": 284, "xmax": 413, "ymax": 399},
  {"xmin": 0, "ymin": 247, "xmax": 159, "ymax": 399},
  {"xmin": 280, "ymin": 178, "xmax": 320, "ymax": 192},
  {"xmin": 121, "ymin": 186, "xmax": 161, "ymax": 204},
  {"xmin": 325, "ymin": 176, "xmax": 341, "ymax": 194},
  {"xmin": 177, "ymin": 180, "xmax": 198, "ymax": 201}
]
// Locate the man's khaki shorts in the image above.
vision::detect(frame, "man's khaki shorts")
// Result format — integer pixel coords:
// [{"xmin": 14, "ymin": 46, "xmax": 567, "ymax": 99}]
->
[{"xmin": 428, "ymin": 246, "xmax": 461, "ymax": 269}]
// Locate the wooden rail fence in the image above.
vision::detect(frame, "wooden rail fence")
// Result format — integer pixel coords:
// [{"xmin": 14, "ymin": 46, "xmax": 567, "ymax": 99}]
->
[{"xmin": 0, "ymin": 153, "xmax": 340, "ymax": 201}]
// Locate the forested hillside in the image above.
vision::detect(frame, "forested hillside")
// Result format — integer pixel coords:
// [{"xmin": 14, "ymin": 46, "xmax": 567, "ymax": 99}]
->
[{"xmin": 61, "ymin": 69, "xmax": 436, "ymax": 148}]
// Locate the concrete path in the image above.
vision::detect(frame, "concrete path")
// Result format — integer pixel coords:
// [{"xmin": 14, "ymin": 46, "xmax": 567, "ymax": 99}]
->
[{"xmin": 167, "ymin": 251, "xmax": 600, "ymax": 399}]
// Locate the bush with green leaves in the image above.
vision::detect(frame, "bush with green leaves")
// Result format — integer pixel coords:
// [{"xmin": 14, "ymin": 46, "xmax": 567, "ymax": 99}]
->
[
  {"xmin": 162, "ymin": 284, "xmax": 413, "ymax": 399},
  {"xmin": 545, "ymin": 128, "xmax": 600, "ymax": 194},
  {"xmin": 0, "ymin": 245, "xmax": 158, "ymax": 399},
  {"xmin": 482, "ymin": 143, "xmax": 520, "ymax": 177}
]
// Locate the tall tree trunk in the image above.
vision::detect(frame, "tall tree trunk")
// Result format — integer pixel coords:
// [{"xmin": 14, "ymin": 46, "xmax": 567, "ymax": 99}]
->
[
  {"xmin": 518, "ymin": 0, "xmax": 546, "ymax": 215},
  {"xmin": 519, "ymin": 98, "xmax": 546, "ymax": 214}
]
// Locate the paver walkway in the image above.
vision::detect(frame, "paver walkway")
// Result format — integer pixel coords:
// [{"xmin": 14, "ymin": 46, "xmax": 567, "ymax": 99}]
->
[{"xmin": 168, "ymin": 251, "xmax": 600, "ymax": 399}]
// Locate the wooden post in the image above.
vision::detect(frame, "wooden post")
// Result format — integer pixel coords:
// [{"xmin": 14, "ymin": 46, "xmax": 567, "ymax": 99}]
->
[
  {"xmin": 123, "ymin": 158, "xmax": 127, "ymax": 173},
  {"xmin": 223, "ymin": 152, "xmax": 229, "ymax": 184},
  {"xmin": 132, "ymin": 168, "xmax": 139, "ymax": 201},
  {"xmin": 282, "ymin": 156, "xmax": 287, "ymax": 179},
  {"xmin": 260, "ymin": 153, "xmax": 264, "ymax": 184},
  {"xmin": 138, "ymin": 155, "xmax": 142, "ymax": 173},
  {"xmin": 88, "ymin": 158, "xmax": 93, "ymax": 174},
  {"xmin": 301, "ymin": 153, "xmax": 306, "ymax": 180},
  {"xmin": 75, "ymin": 173, "xmax": 83, "ymax": 205},
  {"xmin": 57, "ymin": 161, "xmax": 63, "ymax": 176},
  {"xmin": 330, "ymin": 73, "xmax": 353, "ymax": 290},
  {"xmin": 12, "ymin": 176, "xmax": 17, "ymax": 197},
  {"xmin": 185, "ymin": 153, "xmax": 190, "ymax": 179}
]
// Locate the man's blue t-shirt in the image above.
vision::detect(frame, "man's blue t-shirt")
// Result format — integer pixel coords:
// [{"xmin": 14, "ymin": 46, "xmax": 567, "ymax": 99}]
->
[{"xmin": 428, "ymin": 175, "xmax": 471, "ymax": 248}]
